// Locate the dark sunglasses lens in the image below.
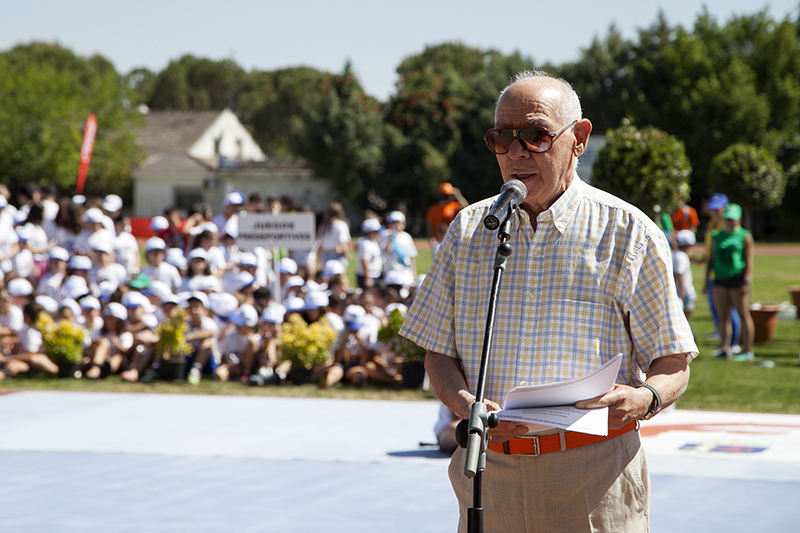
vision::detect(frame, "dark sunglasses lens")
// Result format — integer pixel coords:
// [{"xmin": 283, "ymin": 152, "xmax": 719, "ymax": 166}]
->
[
  {"xmin": 486, "ymin": 130, "xmax": 512, "ymax": 153},
  {"xmin": 518, "ymin": 129, "xmax": 550, "ymax": 152}
]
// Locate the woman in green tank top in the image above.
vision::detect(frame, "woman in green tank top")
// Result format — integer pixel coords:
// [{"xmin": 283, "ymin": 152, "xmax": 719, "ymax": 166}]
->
[{"xmin": 705, "ymin": 203, "xmax": 755, "ymax": 361}]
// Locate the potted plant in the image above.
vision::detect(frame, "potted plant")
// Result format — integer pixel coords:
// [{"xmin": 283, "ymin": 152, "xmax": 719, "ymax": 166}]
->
[
  {"xmin": 378, "ymin": 308, "xmax": 427, "ymax": 389},
  {"xmin": 154, "ymin": 309, "xmax": 192, "ymax": 381},
  {"xmin": 750, "ymin": 303, "xmax": 781, "ymax": 344},
  {"xmin": 788, "ymin": 286, "xmax": 800, "ymax": 318},
  {"xmin": 35, "ymin": 313, "xmax": 88, "ymax": 378},
  {"xmin": 279, "ymin": 314, "xmax": 338, "ymax": 384}
]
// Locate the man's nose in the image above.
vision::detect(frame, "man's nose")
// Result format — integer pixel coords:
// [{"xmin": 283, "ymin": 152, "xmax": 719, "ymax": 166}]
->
[{"xmin": 507, "ymin": 136, "xmax": 531, "ymax": 159}]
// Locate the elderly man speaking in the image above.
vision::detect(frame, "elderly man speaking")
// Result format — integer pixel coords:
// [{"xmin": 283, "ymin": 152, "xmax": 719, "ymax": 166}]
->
[{"xmin": 401, "ymin": 71, "xmax": 697, "ymax": 532}]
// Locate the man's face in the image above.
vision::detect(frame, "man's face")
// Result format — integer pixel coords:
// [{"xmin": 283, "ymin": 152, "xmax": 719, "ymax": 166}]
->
[{"xmin": 493, "ymin": 79, "xmax": 589, "ymax": 217}]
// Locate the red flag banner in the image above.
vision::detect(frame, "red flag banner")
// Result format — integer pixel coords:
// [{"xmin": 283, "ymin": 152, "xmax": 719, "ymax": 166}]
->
[{"xmin": 76, "ymin": 113, "xmax": 98, "ymax": 194}]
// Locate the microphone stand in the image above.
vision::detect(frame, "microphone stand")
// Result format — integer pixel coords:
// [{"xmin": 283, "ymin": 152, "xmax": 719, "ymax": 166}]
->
[{"xmin": 458, "ymin": 213, "xmax": 515, "ymax": 533}]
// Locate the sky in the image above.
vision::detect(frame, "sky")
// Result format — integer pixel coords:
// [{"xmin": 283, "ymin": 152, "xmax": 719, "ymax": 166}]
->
[{"xmin": 1, "ymin": 0, "xmax": 798, "ymax": 101}]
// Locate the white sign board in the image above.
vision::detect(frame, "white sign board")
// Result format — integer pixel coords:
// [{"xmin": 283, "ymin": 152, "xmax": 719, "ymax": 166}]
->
[{"xmin": 237, "ymin": 212, "xmax": 316, "ymax": 250}]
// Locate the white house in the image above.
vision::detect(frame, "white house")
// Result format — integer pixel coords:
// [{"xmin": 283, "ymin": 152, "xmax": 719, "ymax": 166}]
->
[{"xmin": 132, "ymin": 109, "xmax": 341, "ymax": 217}]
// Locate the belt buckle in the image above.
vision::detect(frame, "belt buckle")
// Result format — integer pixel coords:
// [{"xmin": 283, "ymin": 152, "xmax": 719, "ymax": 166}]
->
[{"xmin": 529, "ymin": 436, "xmax": 540, "ymax": 456}]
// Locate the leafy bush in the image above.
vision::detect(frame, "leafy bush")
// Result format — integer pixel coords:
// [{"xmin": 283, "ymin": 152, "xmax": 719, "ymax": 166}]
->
[
  {"xmin": 592, "ymin": 123, "xmax": 692, "ymax": 212},
  {"xmin": 155, "ymin": 309, "xmax": 192, "ymax": 360},
  {"xmin": 708, "ymin": 142, "xmax": 785, "ymax": 211},
  {"xmin": 35, "ymin": 313, "xmax": 88, "ymax": 365},
  {"xmin": 378, "ymin": 309, "xmax": 426, "ymax": 363},
  {"xmin": 279, "ymin": 315, "xmax": 337, "ymax": 370}
]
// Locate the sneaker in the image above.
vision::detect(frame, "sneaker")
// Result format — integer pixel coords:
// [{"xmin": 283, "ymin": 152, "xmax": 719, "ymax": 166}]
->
[
  {"xmin": 715, "ymin": 351, "xmax": 730, "ymax": 360},
  {"xmin": 188, "ymin": 367, "xmax": 202, "ymax": 385},
  {"xmin": 731, "ymin": 345, "xmax": 742, "ymax": 355},
  {"xmin": 732, "ymin": 351, "xmax": 755, "ymax": 362},
  {"xmin": 141, "ymin": 368, "xmax": 160, "ymax": 384},
  {"xmin": 248, "ymin": 374, "xmax": 266, "ymax": 386}
]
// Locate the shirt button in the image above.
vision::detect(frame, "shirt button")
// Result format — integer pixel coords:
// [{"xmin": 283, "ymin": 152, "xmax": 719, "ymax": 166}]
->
[{"xmin": 519, "ymin": 380, "xmax": 528, "ymax": 386}]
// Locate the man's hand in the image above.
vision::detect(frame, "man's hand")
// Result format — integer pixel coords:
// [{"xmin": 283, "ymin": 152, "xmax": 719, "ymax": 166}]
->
[
  {"xmin": 459, "ymin": 395, "xmax": 528, "ymax": 445},
  {"xmin": 575, "ymin": 384, "xmax": 652, "ymax": 430}
]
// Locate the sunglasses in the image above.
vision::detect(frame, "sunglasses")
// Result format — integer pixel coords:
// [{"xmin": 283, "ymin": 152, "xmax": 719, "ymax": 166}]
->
[{"xmin": 484, "ymin": 120, "xmax": 577, "ymax": 155}]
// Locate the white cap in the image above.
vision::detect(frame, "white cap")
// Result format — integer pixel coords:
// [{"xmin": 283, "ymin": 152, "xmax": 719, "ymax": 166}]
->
[
  {"xmin": 7, "ymin": 278, "xmax": 33, "ymax": 297},
  {"xmin": 91, "ymin": 239, "xmax": 114, "ymax": 255},
  {"xmin": 303, "ymin": 280, "xmax": 321, "ymax": 293},
  {"xmin": 343, "ymin": 305, "xmax": 366, "ymax": 329},
  {"xmin": 68, "ymin": 255, "xmax": 93, "ymax": 271},
  {"xmin": 104, "ymin": 302, "xmax": 127, "ymax": 320},
  {"xmin": 83, "ymin": 208, "xmax": 105, "ymax": 224},
  {"xmin": 142, "ymin": 313, "xmax": 159, "ymax": 329},
  {"xmin": 143, "ymin": 280, "xmax": 172, "ymax": 300},
  {"xmin": 383, "ymin": 269, "xmax": 414, "ymax": 287},
  {"xmin": 189, "ymin": 221, "xmax": 218, "ymax": 236},
  {"xmin": 207, "ymin": 291, "xmax": 238, "ymax": 317},
  {"xmin": 230, "ymin": 304, "xmax": 259, "ymax": 328},
  {"xmin": 278, "ymin": 257, "xmax": 297, "ymax": 275},
  {"xmin": 260, "ymin": 305, "xmax": 286, "ymax": 324},
  {"xmin": 122, "ymin": 291, "xmax": 155, "ymax": 313},
  {"xmin": 385, "ymin": 211, "xmax": 405, "ymax": 223},
  {"xmin": 149, "ymin": 216, "xmax": 169, "ymax": 231},
  {"xmin": 58, "ymin": 298, "xmax": 82, "ymax": 317},
  {"xmin": 144, "ymin": 237, "xmax": 166, "ymax": 252},
  {"xmin": 49, "ymin": 246, "xmax": 70, "ymax": 262},
  {"xmin": 15, "ymin": 215, "xmax": 30, "ymax": 230},
  {"xmin": 72, "ymin": 194, "xmax": 86, "ymax": 205},
  {"xmin": 385, "ymin": 303, "xmax": 408, "ymax": 316},
  {"xmin": 187, "ymin": 248, "xmax": 208, "ymax": 262},
  {"xmin": 165, "ymin": 248, "xmax": 188, "ymax": 270},
  {"xmin": 103, "ymin": 194, "xmax": 123, "ymax": 213},
  {"xmin": 303, "ymin": 291, "xmax": 329, "ymax": 310},
  {"xmin": 189, "ymin": 275, "xmax": 221, "ymax": 293},
  {"xmin": 224, "ymin": 271, "xmax": 255, "ymax": 293},
  {"xmin": 676, "ymin": 229, "xmax": 697, "ymax": 247},
  {"xmin": 285, "ymin": 275, "xmax": 305, "ymax": 289},
  {"xmin": 60, "ymin": 276, "xmax": 90, "ymax": 300},
  {"xmin": 35, "ymin": 295, "xmax": 58, "ymax": 314},
  {"xmin": 223, "ymin": 190, "xmax": 246, "ymax": 206},
  {"xmin": 79, "ymin": 296, "xmax": 102, "ymax": 311},
  {"xmin": 361, "ymin": 218, "xmax": 381, "ymax": 233},
  {"xmin": 238, "ymin": 252, "xmax": 257, "ymax": 268},
  {"xmin": 186, "ymin": 290, "xmax": 210, "ymax": 309},
  {"xmin": 283, "ymin": 296, "xmax": 306, "ymax": 313},
  {"xmin": 321, "ymin": 260, "xmax": 346, "ymax": 278}
]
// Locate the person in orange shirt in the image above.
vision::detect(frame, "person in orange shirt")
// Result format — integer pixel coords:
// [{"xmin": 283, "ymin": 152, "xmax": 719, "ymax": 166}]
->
[
  {"xmin": 425, "ymin": 183, "xmax": 468, "ymax": 255},
  {"xmin": 671, "ymin": 197, "xmax": 699, "ymax": 233}
]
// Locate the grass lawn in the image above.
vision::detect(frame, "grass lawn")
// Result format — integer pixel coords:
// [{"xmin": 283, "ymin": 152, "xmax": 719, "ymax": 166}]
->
[{"xmin": 2, "ymin": 242, "xmax": 799, "ymax": 414}]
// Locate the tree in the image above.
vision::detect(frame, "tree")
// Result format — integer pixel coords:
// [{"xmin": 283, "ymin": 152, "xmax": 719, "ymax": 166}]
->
[
  {"xmin": 592, "ymin": 123, "xmax": 692, "ymax": 213},
  {"xmin": 290, "ymin": 63, "xmax": 383, "ymax": 208},
  {"xmin": 707, "ymin": 143, "xmax": 785, "ymax": 212},
  {"xmin": 0, "ymin": 42, "xmax": 143, "ymax": 196},
  {"xmin": 237, "ymin": 67, "xmax": 328, "ymax": 156},
  {"xmin": 145, "ymin": 55, "xmax": 246, "ymax": 110}
]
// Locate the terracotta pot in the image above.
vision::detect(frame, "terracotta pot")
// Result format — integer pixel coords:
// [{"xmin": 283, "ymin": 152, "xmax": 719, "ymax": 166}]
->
[
  {"xmin": 788, "ymin": 286, "xmax": 800, "ymax": 317},
  {"xmin": 750, "ymin": 304, "xmax": 781, "ymax": 344}
]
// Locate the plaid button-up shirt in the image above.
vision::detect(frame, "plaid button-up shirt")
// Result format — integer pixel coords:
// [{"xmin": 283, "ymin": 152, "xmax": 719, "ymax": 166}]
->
[{"xmin": 401, "ymin": 176, "xmax": 697, "ymax": 405}]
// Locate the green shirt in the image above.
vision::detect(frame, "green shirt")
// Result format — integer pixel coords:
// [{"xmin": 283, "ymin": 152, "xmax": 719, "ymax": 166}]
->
[{"xmin": 711, "ymin": 226, "xmax": 749, "ymax": 280}]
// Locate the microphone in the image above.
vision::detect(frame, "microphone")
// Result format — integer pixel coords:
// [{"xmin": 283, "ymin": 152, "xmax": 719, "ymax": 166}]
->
[{"xmin": 483, "ymin": 179, "xmax": 527, "ymax": 230}]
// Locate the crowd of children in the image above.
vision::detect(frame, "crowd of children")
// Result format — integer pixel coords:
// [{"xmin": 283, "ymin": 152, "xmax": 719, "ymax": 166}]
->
[{"xmin": 0, "ymin": 184, "xmax": 424, "ymax": 388}]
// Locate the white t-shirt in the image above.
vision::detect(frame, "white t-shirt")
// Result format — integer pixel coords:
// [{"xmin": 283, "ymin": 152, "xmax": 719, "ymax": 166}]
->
[
  {"xmin": 18, "ymin": 324, "xmax": 43, "ymax": 354},
  {"xmin": 319, "ymin": 219, "xmax": 351, "ymax": 252},
  {"xmin": 115, "ymin": 231, "xmax": 140, "ymax": 277},
  {"xmin": 141, "ymin": 263, "xmax": 182, "ymax": 293},
  {"xmin": 381, "ymin": 230, "xmax": 417, "ymax": 276},
  {"xmin": 672, "ymin": 250, "xmax": 696, "ymax": 300},
  {"xmin": 38, "ymin": 271, "xmax": 65, "ymax": 300},
  {"xmin": 0, "ymin": 305, "xmax": 24, "ymax": 332},
  {"xmin": 356, "ymin": 237, "xmax": 382, "ymax": 278}
]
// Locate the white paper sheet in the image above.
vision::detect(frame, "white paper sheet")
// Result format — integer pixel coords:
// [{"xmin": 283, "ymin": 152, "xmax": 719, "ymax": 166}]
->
[
  {"xmin": 494, "ymin": 354, "xmax": 623, "ymax": 436},
  {"xmin": 497, "ymin": 406, "xmax": 610, "ymax": 436}
]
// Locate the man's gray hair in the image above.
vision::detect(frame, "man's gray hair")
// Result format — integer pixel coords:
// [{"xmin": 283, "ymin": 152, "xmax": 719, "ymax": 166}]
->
[{"xmin": 498, "ymin": 70, "xmax": 582, "ymax": 125}]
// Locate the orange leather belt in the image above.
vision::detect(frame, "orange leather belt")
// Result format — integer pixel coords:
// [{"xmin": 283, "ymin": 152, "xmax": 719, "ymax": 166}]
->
[{"xmin": 488, "ymin": 421, "xmax": 638, "ymax": 456}]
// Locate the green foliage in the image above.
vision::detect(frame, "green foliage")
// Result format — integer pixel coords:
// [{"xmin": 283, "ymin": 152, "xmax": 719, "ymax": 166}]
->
[
  {"xmin": 377, "ymin": 309, "xmax": 426, "ymax": 363},
  {"xmin": 0, "ymin": 42, "xmax": 144, "ymax": 196},
  {"xmin": 145, "ymin": 55, "xmax": 246, "ymax": 110},
  {"xmin": 155, "ymin": 309, "xmax": 192, "ymax": 360},
  {"xmin": 279, "ymin": 315, "xmax": 338, "ymax": 370},
  {"xmin": 36, "ymin": 313, "xmax": 88, "ymax": 365},
  {"xmin": 290, "ymin": 62, "xmax": 383, "ymax": 207},
  {"xmin": 592, "ymin": 124, "xmax": 692, "ymax": 212},
  {"xmin": 708, "ymin": 143, "xmax": 785, "ymax": 211}
]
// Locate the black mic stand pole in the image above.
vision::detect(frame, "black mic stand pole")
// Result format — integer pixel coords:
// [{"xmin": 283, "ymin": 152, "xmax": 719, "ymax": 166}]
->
[{"xmin": 459, "ymin": 214, "xmax": 514, "ymax": 533}]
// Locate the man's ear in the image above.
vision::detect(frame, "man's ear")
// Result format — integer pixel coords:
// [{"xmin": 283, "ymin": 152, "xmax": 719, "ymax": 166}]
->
[{"xmin": 573, "ymin": 119, "xmax": 592, "ymax": 157}]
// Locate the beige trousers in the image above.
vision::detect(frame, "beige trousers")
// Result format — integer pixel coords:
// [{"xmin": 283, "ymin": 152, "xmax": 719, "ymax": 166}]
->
[{"xmin": 448, "ymin": 430, "xmax": 649, "ymax": 533}]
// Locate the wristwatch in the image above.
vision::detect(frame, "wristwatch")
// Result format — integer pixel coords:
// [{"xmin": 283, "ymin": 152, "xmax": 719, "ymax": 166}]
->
[{"xmin": 638, "ymin": 383, "xmax": 662, "ymax": 420}]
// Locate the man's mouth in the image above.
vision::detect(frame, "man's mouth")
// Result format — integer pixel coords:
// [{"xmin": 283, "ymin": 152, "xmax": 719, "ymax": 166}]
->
[{"xmin": 511, "ymin": 173, "xmax": 536, "ymax": 180}]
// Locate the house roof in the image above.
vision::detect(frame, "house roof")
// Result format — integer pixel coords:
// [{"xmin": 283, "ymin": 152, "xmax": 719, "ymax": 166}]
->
[{"xmin": 138, "ymin": 110, "xmax": 222, "ymax": 156}]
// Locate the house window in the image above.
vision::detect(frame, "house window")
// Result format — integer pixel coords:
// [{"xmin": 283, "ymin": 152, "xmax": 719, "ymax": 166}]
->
[{"xmin": 174, "ymin": 187, "xmax": 204, "ymax": 212}]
